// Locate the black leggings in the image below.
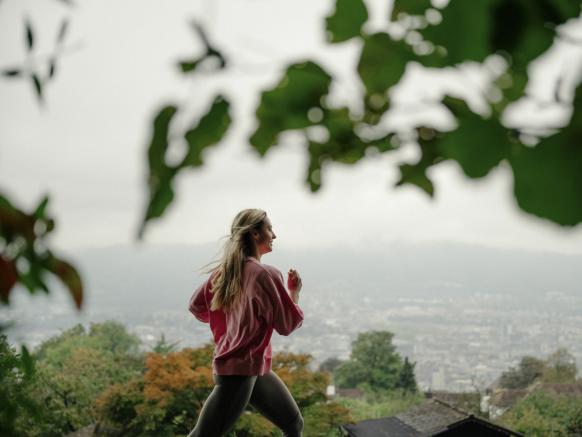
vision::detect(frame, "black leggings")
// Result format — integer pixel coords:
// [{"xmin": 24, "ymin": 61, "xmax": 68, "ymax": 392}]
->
[{"xmin": 187, "ymin": 370, "xmax": 303, "ymax": 437}]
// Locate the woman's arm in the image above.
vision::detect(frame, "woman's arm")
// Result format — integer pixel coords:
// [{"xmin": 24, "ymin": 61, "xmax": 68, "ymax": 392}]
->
[
  {"xmin": 287, "ymin": 268, "xmax": 302, "ymax": 304},
  {"xmin": 188, "ymin": 279, "xmax": 210, "ymax": 323},
  {"xmin": 258, "ymin": 269, "xmax": 304, "ymax": 336}
]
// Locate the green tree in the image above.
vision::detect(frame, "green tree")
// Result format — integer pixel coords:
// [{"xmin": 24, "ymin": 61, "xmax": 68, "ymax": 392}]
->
[
  {"xmin": 500, "ymin": 356, "xmax": 547, "ymax": 389},
  {"xmin": 0, "ymin": 335, "xmax": 45, "ymax": 437},
  {"xmin": 500, "ymin": 389, "xmax": 582, "ymax": 437},
  {"xmin": 543, "ymin": 348, "xmax": 577, "ymax": 384},
  {"xmin": 152, "ymin": 333, "xmax": 181, "ymax": 355},
  {"xmin": 396, "ymin": 357, "xmax": 417, "ymax": 394},
  {"xmin": 12, "ymin": 321, "xmax": 146, "ymax": 436},
  {"xmin": 34, "ymin": 320, "xmax": 141, "ymax": 367},
  {"xmin": 499, "ymin": 348, "xmax": 578, "ymax": 389},
  {"xmin": 334, "ymin": 330, "xmax": 404, "ymax": 393},
  {"xmin": 319, "ymin": 357, "xmax": 344, "ymax": 375}
]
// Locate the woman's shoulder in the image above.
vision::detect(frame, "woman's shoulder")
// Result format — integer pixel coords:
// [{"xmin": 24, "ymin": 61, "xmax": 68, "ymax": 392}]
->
[{"xmin": 246, "ymin": 258, "xmax": 282, "ymax": 280}]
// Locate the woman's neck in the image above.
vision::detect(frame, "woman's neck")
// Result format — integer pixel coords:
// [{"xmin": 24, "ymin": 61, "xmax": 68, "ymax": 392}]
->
[{"xmin": 249, "ymin": 247, "xmax": 261, "ymax": 262}]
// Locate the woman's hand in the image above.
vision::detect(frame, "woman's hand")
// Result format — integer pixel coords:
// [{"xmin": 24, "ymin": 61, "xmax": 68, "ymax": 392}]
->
[{"xmin": 287, "ymin": 269, "xmax": 302, "ymax": 293}]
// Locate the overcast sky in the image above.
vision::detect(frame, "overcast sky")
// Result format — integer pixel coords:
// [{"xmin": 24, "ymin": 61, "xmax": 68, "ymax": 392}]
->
[{"xmin": 2, "ymin": 0, "xmax": 582, "ymax": 256}]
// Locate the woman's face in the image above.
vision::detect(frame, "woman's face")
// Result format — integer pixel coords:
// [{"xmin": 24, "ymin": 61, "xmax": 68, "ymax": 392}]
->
[{"xmin": 256, "ymin": 216, "xmax": 276, "ymax": 254}]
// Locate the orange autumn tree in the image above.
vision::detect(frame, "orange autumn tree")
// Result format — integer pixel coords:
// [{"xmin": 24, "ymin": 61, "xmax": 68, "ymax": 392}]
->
[{"xmin": 95, "ymin": 344, "xmax": 352, "ymax": 436}]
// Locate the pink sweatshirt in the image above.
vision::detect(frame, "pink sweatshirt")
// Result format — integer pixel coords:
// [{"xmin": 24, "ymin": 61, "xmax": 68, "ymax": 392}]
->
[{"xmin": 188, "ymin": 256, "xmax": 304, "ymax": 375}]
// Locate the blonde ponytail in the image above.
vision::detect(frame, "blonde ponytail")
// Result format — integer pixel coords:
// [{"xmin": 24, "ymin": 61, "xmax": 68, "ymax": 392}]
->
[{"xmin": 198, "ymin": 209, "xmax": 267, "ymax": 312}]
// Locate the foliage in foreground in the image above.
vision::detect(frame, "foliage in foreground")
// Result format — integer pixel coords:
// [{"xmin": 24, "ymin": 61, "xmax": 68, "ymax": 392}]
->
[
  {"xmin": 1, "ymin": 321, "xmax": 353, "ymax": 436},
  {"xmin": 96, "ymin": 348, "xmax": 352, "ymax": 436}
]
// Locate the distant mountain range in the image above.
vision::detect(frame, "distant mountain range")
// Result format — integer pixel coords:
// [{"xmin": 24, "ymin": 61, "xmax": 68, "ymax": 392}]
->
[
  {"xmin": 2, "ymin": 240, "xmax": 580, "ymax": 346},
  {"xmin": 68, "ymin": 240, "xmax": 581, "ymax": 309}
]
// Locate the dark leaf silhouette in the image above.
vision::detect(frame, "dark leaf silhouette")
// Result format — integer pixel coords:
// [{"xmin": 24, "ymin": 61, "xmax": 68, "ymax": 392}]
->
[
  {"xmin": 357, "ymin": 33, "xmax": 408, "ymax": 96},
  {"xmin": 45, "ymin": 253, "xmax": 84, "ymax": 309},
  {"xmin": 391, "ymin": 0, "xmax": 432, "ymax": 20},
  {"xmin": 0, "ymin": 255, "xmax": 18, "ymax": 303},
  {"xmin": 31, "ymin": 74, "xmax": 43, "ymax": 101},
  {"xmin": 250, "ymin": 61, "xmax": 333, "ymax": 155},
  {"xmin": 57, "ymin": 18, "xmax": 69, "ymax": 43},
  {"xmin": 177, "ymin": 21, "xmax": 226, "ymax": 74},
  {"xmin": 139, "ymin": 105, "xmax": 178, "ymax": 238},
  {"xmin": 509, "ymin": 86, "xmax": 582, "ymax": 226},
  {"xmin": 395, "ymin": 127, "xmax": 447, "ymax": 197},
  {"xmin": 25, "ymin": 18, "xmax": 34, "ymax": 51},
  {"xmin": 48, "ymin": 59, "xmax": 57, "ymax": 79},
  {"xmin": 0, "ymin": 193, "xmax": 84, "ymax": 308},
  {"xmin": 326, "ymin": 0, "xmax": 369, "ymax": 43},
  {"xmin": 1, "ymin": 69, "xmax": 21, "ymax": 78},
  {"xmin": 438, "ymin": 97, "xmax": 512, "ymax": 178},
  {"xmin": 182, "ymin": 95, "xmax": 231, "ymax": 167}
]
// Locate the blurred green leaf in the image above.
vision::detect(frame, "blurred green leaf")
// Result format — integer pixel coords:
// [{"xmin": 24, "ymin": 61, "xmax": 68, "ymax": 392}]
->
[
  {"xmin": 307, "ymin": 108, "xmax": 395, "ymax": 191},
  {"xmin": 250, "ymin": 61, "xmax": 333, "ymax": 155},
  {"xmin": 549, "ymin": 0, "xmax": 582, "ymax": 19},
  {"xmin": 509, "ymin": 87, "xmax": 582, "ymax": 226},
  {"xmin": 439, "ymin": 97, "xmax": 511, "ymax": 178},
  {"xmin": 48, "ymin": 59, "xmax": 57, "ymax": 79},
  {"xmin": 420, "ymin": 0, "xmax": 580, "ymax": 66},
  {"xmin": 181, "ymin": 95, "xmax": 231, "ymax": 167},
  {"xmin": 496, "ymin": 70, "xmax": 528, "ymax": 105},
  {"xmin": 57, "ymin": 18, "xmax": 69, "ymax": 44},
  {"xmin": 147, "ymin": 105, "xmax": 178, "ymax": 179},
  {"xmin": 178, "ymin": 22, "xmax": 226, "ymax": 74},
  {"xmin": 1, "ymin": 69, "xmax": 21, "ymax": 78},
  {"xmin": 45, "ymin": 253, "xmax": 84, "ymax": 310},
  {"xmin": 325, "ymin": 0, "xmax": 369, "ymax": 43},
  {"xmin": 140, "ymin": 97, "xmax": 231, "ymax": 234},
  {"xmin": 18, "ymin": 268, "xmax": 49, "ymax": 295},
  {"xmin": 357, "ymin": 33, "xmax": 408, "ymax": 96},
  {"xmin": 395, "ymin": 131, "xmax": 444, "ymax": 196},
  {"xmin": 391, "ymin": 0, "xmax": 433, "ymax": 20},
  {"xmin": 0, "ymin": 255, "xmax": 18, "ymax": 303},
  {"xmin": 306, "ymin": 108, "xmax": 366, "ymax": 191},
  {"xmin": 178, "ymin": 59, "xmax": 202, "ymax": 73},
  {"xmin": 0, "ymin": 193, "xmax": 35, "ymax": 240},
  {"xmin": 25, "ymin": 18, "xmax": 34, "ymax": 51},
  {"xmin": 31, "ymin": 74, "xmax": 43, "ymax": 101},
  {"xmin": 1, "ymin": 193, "xmax": 84, "ymax": 309},
  {"xmin": 395, "ymin": 162, "xmax": 434, "ymax": 197},
  {"xmin": 32, "ymin": 195, "xmax": 50, "ymax": 220},
  {"xmin": 421, "ymin": 0, "xmax": 495, "ymax": 64},
  {"xmin": 139, "ymin": 105, "xmax": 178, "ymax": 238}
]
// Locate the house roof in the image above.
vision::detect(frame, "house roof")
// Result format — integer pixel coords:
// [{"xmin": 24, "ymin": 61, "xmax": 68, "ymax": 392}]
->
[
  {"xmin": 396, "ymin": 399, "xmax": 467, "ymax": 435},
  {"xmin": 341, "ymin": 399, "xmax": 524, "ymax": 437},
  {"xmin": 342, "ymin": 416, "xmax": 421, "ymax": 437}
]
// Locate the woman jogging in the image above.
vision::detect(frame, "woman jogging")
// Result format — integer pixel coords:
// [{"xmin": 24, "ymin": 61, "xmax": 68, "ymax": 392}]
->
[{"xmin": 187, "ymin": 208, "xmax": 305, "ymax": 437}]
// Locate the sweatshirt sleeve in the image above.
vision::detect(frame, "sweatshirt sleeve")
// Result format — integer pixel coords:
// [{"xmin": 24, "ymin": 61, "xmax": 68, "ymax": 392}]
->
[
  {"xmin": 188, "ymin": 277, "xmax": 210, "ymax": 323},
  {"xmin": 258, "ymin": 268, "xmax": 304, "ymax": 336}
]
